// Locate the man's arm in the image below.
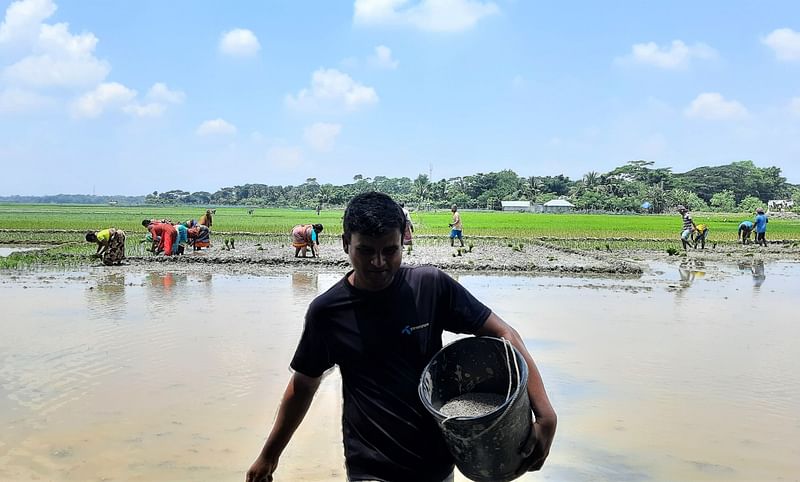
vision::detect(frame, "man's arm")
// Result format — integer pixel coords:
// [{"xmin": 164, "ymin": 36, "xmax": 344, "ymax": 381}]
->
[
  {"xmin": 475, "ymin": 312, "xmax": 557, "ymax": 473},
  {"xmin": 246, "ymin": 371, "xmax": 322, "ymax": 482}
]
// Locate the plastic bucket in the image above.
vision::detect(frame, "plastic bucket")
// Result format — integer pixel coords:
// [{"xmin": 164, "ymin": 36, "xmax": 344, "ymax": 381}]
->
[{"xmin": 418, "ymin": 336, "xmax": 531, "ymax": 482}]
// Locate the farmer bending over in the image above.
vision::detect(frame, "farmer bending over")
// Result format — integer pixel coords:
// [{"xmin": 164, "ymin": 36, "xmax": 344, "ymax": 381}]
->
[
  {"xmin": 291, "ymin": 223, "xmax": 324, "ymax": 257},
  {"xmin": 246, "ymin": 192, "xmax": 556, "ymax": 482},
  {"xmin": 738, "ymin": 220, "xmax": 754, "ymax": 245},
  {"xmin": 692, "ymin": 224, "xmax": 709, "ymax": 249}
]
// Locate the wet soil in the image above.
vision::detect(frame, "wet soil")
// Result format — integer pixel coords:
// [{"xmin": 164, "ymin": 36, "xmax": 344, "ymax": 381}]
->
[{"xmin": 115, "ymin": 237, "xmax": 800, "ymax": 277}]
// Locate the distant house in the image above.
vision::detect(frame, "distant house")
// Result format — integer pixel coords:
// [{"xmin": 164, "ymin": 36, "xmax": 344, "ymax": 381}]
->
[
  {"xmin": 108, "ymin": 200, "xmax": 118, "ymax": 206},
  {"xmin": 768, "ymin": 199, "xmax": 794, "ymax": 212},
  {"xmin": 543, "ymin": 199, "xmax": 575, "ymax": 214},
  {"xmin": 500, "ymin": 200, "xmax": 531, "ymax": 212}
]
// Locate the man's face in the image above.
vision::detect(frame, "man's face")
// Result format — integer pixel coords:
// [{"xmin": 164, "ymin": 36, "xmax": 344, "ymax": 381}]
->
[{"xmin": 343, "ymin": 230, "xmax": 403, "ymax": 291}]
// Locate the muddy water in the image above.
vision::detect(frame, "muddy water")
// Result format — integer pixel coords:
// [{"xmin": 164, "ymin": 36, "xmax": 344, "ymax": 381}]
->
[{"xmin": 1, "ymin": 263, "xmax": 798, "ymax": 481}]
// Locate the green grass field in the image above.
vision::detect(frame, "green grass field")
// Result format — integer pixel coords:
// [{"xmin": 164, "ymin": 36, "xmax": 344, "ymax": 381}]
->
[
  {"xmin": 1, "ymin": 204, "xmax": 798, "ymax": 269},
  {"xmin": 1, "ymin": 204, "xmax": 798, "ymax": 240}
]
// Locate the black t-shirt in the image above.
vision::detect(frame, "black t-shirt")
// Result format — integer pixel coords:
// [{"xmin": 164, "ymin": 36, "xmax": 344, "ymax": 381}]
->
[{"xmin": 291, "ymin": 265, "xmax": 491, "ymax": 482}]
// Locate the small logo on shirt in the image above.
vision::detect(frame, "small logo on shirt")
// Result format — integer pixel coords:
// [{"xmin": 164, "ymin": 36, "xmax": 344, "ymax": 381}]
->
[{"xmin": 401, "ymin": 323, "xmax": 429, "ymax": 335}]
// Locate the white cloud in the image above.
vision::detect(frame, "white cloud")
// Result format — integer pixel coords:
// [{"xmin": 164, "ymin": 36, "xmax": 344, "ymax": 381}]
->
[
  {"xmin": 219, "ymin": 28, "xmax": 261, "ymax": 57},
  {"xmin": 353, "ymin": 0, "xmax": 499, "ymax": 33},
  {"xmin": 369, "ymin": 45, "xmax": 398, "ymax": 69},
  {"xmin": 146, "ymin": 82, "xmax": 185, "ymax": 104},
  {"xmin": 286, "ymin": 68, "xmax": 378, "ymax": 112},
  {"xmin": 0, "ymin": 87, "xmax": 51, "ymax": 112},
  {"xmin": 685, "ymin": 93, "xmax": 748, "ymax": 121},
  {"xmin": 196, "ymin": 118, "xmax": 237, "ymax": 136},
  {"xmin": 620, "ymin": 40, "xmax": 717, "ymax": 69},
  {"xmin": 1, "ymin": 1, "xmax": 110, "ymax": 88},
  {"xmin": 762, "ymin": 28, "xmax": 800, "ymax": 61},
  {"xmin": 304, "ymin": 122, "xmax": 342, "ymax": 151},
  {"xmin": 0, "ymin": 0, "xmax": 56, "ymax": 46},
  {"xmin": 266, "ymin": 145, "xmax": 304, "ymax": 168},
  {"xmin": 71, "ymin": 82, "xmax": 136, "ymax": 118},
  {"xmin": 790, "ymin": 97, "xmax": 800, "ymax": 116},
  {"xmin": 123, "ymin": 102, "xmax": 165, "ymax": 118}
]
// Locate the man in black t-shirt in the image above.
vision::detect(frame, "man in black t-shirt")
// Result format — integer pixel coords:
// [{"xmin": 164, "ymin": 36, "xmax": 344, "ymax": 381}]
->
[{"xmin": 246, "ymin": 192, "xmax": 556, "ymax": 482}]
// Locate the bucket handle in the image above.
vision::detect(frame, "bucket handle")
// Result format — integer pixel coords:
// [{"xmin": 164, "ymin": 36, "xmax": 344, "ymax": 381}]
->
[{"xmin": 440, "ymin": 338, "xmax": 523, "ymax": 441}]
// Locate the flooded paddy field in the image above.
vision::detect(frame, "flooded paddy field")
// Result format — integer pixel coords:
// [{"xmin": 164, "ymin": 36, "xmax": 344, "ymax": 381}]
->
[{"xmin": 1, "ymin": 262, "xmax": 798, "ymax": 481}]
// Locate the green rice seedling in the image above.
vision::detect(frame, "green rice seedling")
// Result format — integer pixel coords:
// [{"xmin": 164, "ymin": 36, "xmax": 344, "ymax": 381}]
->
[
  {"xmin": 507, "ymin": 243, "xmax": 513, "ymax": 248},
  {"xmin": 666, "ymin": 247, "xmax": 679, "ymax": 256}
]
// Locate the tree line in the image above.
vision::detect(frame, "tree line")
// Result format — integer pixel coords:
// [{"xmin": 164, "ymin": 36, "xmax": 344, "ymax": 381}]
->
[
  {"xmin": 143, "ymin": 160, "xmax": 797, "ymax": 213},
  {"xmin": 2, "ymin": 160, "xmax": 796, "ymax": 212}
]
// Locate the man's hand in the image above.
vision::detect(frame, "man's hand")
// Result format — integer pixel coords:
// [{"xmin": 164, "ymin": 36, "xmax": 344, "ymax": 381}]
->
[
  {"xmin": 514, "ymin": 416, "xmax": 557, "ymax": 476},
  {"xmin": 246, "ymin": 454, "xmax": 278, "ymax": 482}
]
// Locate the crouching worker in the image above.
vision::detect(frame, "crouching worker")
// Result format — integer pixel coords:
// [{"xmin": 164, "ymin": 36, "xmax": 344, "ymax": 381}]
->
[
  {"xmin": 692, "ymin": 224, "xmax": 709, "ymax": 249},
  {"xmin": 85, "ymin": 228, "xmax": 126, "ymax": 265},
  {"xmin": 246, "ymin": 192, "xmax": 556, "ymax": 482},
  {"xmin": 738, "ymin": 221, "xmax": 754, "ymax": 245},
  {"xmin": 290, "ymin": 223, "xmax": 323, "ymax": 258},
  {"xmin": 146, "ymin": 220, "xmax": 177, "ymax": 256},
  {"xmin": 187, "ymin": 225, "xmax": 211, "ymax": 250}
]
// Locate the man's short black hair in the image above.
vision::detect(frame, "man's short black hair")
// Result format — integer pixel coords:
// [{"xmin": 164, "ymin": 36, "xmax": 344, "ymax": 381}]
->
[{"xmin": 343, "ymin": 192, "xmax": 406, "ymax": 242}]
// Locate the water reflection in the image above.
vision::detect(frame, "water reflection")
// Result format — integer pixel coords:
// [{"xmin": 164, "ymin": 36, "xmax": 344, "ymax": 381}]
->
[
  {"xmin": 86, "ymin": 272, "xmax": 127, "ymax": 320},
  {"xmin": 737, "ymin": 260, "xmax": 767, "ymax": 289},
  {"xmin": 291, "ymin": 271, "xmax": 318, "ymax": 297},
  {"xmin": 677, "ymin": 260, "xmax": 706, "ymax": 287}
]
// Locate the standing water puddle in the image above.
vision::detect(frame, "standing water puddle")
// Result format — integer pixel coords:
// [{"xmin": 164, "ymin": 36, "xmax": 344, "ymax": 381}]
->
[
  {"xmin": 0, "ymin": 246, "xmax": 43, "ymax": 257},
  {"xmin": 1, "ymin": 263, "xmax": 798, "ymax": 481}
]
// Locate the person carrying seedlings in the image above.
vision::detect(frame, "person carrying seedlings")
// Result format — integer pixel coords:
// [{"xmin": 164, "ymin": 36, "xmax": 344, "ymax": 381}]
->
[
  {"xmin": 692, "ymin": 223, "xmax": 710, "ymax": 249},
  {"xmin": 246, "ymin": 192, "xmax": 556, "ymax": 482},
  {"xmin": 754, "ymin": 207, "xmax": 769, "ymax": 247},
  {"xmin": 399, "ymin": 201, "xmax": 414, "ymax": 245},
  {"xmin": 448, "ymin": 204, "xmax": 464, "ymax": 247},
  {"xmin": 290, "ymin": 223, "xmax": 324, "ymax": 258},
  {"xmin": 738, "ymin": 220, "xmax": 754, "ymax": 245},
  {"xmin": 85, "ymin": 228, "xmax": 126, "ymax": 265},
  {"xmin": 677, "ymin": 205, "xmax": 697, "ymax": 250}
]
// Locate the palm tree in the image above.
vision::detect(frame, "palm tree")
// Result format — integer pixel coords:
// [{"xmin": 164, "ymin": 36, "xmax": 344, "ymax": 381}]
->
[
  {"xmin": 413, "ymin": 174, "xmax": 430, "ymax": 208},
  {"xmin": 582, "ymin": 171, "xmax": 600, "ymax": 190}
]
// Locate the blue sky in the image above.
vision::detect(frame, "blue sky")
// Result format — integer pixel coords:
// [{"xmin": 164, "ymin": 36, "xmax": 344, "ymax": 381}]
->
[{"xmin": 1, "ymin": 0, "xmax": 799, "ymax": 196}]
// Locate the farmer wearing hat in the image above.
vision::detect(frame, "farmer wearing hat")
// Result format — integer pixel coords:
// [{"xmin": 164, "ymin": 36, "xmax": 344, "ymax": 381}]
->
[
  {"xmin": 754, "ymin": 207, "xmax": 769, "ymax": 247},
  {"xmin": 677, "ymin": 205, "xmax": 697, "ymax": 250},
  {"xmin": 246, "ymin": 192, "xmax": 556, "ymax": 482}
]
